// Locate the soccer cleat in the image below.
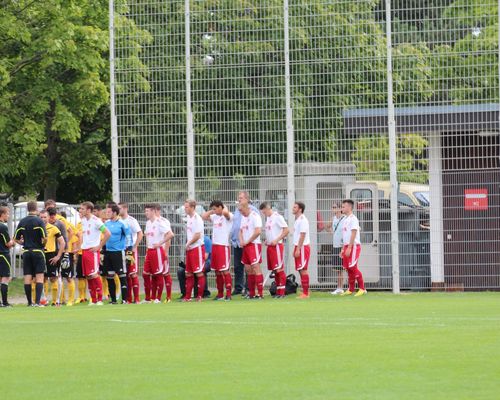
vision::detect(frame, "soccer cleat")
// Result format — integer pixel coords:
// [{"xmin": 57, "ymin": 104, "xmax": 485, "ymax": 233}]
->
[
  {"xmin": 213, "ymin": 296, "xmax": 225, "ymax": 301},
  {"xmin": 153, "ymin": 299, "xmax": 161, "ymax": 304},
  {"xmin": 75, "ymin": 298, "xmax": 82, "ymax": 304},
  {"xmin": 182, "ymin": 298, "xmax": 192, "ymax": 302},
  {"xmin": 66, "ymin": 301, "xmax": 74, "ymax": 307},
  {"xmin": 0, "ymin": 303, "xmax": 13, "ymax": 308},
  {"xmin": 96, "ymin": 301, "xmax": 104, "ymax": 306},
  {"xmin": 297, "ymin": 293, "xmax": 310, "ymax": 299},
  {"xmin": 224, "ymin": 296, "xmax": 232, "ymax": 301},
  {"xmin": 274, "ymin": 295, "xmax": 284, "ymax": 299},
  {"xmin": 134, "ymin": 299, "xmax": 141, "ymax": 304},
  {"xmin": 141, "ymin": 299, "xmax": 151, "ymax": 304},
  {"xmin": 195, "ymin": 297, "xmax": 203, "ymax": 302},
  {"xmin": 34, "ymin": 303, "xmax": 46, "ymax": 307},
  {"xmin": 340, "ymin": 290, "xmax": 353, "ymax": 296},
  {"xmin": 354, "ymin": 289, "xmax": 367, "ymax": 297},
  {"xmin": 331, "ymin": 288, "xmax": 344, "ymax": 295},
  {"xmin": 88, "ymin": 302, "xmax": 96, "ymax": 306},
  {"xmin": 163, "ymin": 298, "xmax": 172, "ymax": 304},
  {"xmin": 110, "ymin": 301, "xmax": 118, "ymax": 305}
]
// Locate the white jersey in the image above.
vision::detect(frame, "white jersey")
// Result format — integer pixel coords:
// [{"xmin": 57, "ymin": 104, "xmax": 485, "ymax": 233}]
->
[
  {"xmin": 122, "ymin": 215, "xmax": 142, "ymax": 248},
  {"xmin": 264, "ymin": 212, "xmax": 288, "ymax": 244},
  {"xmin": 293, "ymin": 214, "xmax": 310, "ymax": 246},
  {"xmin": 210, "ymin": 213, "xmax": 233, "ymax": 246},
  {"xmin": 145, "ymin": 217, "xmax": 170, "ymax": 249},
  {"xmin": 158, "ymin": 216, "xmax": 172, "ymax": 237},
  {"xmin": 342, "ymin": 214, "xmax": 361, "ymax": 245},
  {"xmin": 82, "ymin": 215, "xmax": 105, "ymax": 249},
  {"xmin": 186, "ymin": 213, "xmax": 204, "ymax": 249},
  {"xmin": 240, "ymin": 211, "xmax": 262, "ymax": 244}
]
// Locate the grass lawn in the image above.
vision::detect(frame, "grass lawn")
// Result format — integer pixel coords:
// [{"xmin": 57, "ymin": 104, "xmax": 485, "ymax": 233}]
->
[{"xmin": 1, "ymin": 292, "xmax": 499, "ymax": 400}]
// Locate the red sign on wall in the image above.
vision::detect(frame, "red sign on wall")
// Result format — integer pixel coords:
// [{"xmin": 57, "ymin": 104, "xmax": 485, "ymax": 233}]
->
[{"xmin": 464, "ymin": 189, "xmax": 488, "ymax": 211}]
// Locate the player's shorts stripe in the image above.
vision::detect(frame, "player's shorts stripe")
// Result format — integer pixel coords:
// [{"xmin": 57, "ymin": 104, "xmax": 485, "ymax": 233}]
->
[
  {"xmin": 121, "ymin": 250, "xmax": 127, "ymax": 275},
  {"xmin": 348, "ymin": 245, "xmax": 360, "ymax": 268},
  {"xmin": 254, "ymin": 243, "xmax": 261, "ymax": 265},
  {"xmin": 223, "ymin": 246, "xmax": 230, "ymax": 271},
  {"xmin": 0, "ymin": 254, "xmax": 12, "ymax": 271}
]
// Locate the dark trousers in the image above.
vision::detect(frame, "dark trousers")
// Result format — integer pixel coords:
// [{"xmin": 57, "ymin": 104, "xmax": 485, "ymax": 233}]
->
[
  {"xmin": 232, "ymin": 247, "xmax": 247, "ymax": 294},
  {"xmin": 177, "ymin": 264, "xmax": 210, "ymax": 298}
]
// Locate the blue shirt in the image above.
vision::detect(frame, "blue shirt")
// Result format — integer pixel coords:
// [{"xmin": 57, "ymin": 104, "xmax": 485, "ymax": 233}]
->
[
  {"xmin": 105, "ymin": 219, "xmax": 130, "ymax": 252},
  {"xmin": 230, "ymin": 204, "xmax": 259, "ymax": 248},
  {"xmin": 204, "ymin": 235, "xmax": 212, "ymax": 266}
]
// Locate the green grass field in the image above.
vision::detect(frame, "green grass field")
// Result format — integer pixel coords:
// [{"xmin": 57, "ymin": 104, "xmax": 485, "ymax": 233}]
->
[{"xmin": 1, "ymin": 292, "xmax": 499, "ymax": 400}]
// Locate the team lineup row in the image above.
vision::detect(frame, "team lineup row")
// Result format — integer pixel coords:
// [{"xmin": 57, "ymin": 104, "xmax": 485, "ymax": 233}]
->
[{"xmin": 0, "ymin": 193, "xmax": 366, "ymax": 307}]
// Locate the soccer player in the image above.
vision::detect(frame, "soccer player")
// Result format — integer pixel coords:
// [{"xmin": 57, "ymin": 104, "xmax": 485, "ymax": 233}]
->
[
  {"xmin": 143, "ymin": 204, "xmax": 170, "ymax": 303},
  {"xmin": 118, "ymin": 202, "xmax": 144, "ymax": 304},
  {"xmin": 293, "ymin": 202, "xmax": 311, "ymax": 299},
  {"xmin": 202, "ymin": 200, "xmax": 233, "ymax": 300},
  {"xmin": 14, "ymin": 201, "xmax": 47, "ymax": 306},
  {"xmin": 73, "ymin": 209, "xmax": 88, "ymax": 303},
  {"xmin": 239, "ymin": 203, "xmax": 264, "ymax": 299},
  {"xmin": 0, "ymin": 206, "xmax": 15, "ymax": 307},
  {"xmin": 80, "ymin": 201, "xmax": 110, "ymax": 305},
  {"xmin": 40, "ymin": 210, "xmax": 66, "ymax": 306},
  {"xmin": 104, "ymin": 204, "xmax": 130, "ymax": 304},
  {"xmin": 154, "ymin": 204, "xmax": 174, "ymax": 303},
  {"xmin": 183, "ymin": 199, "xmax": 206, "ymax": 302},
  {"xmin": 259, "ymin": 202, "xmax": 289, "ymax": 298},
  {"xmin": 325, "ymin": 203, "xmax": 346, "ymax": 295},
  {"xmin": 340, "ymin": 199, "xmax": 366, "ymax": 297}
]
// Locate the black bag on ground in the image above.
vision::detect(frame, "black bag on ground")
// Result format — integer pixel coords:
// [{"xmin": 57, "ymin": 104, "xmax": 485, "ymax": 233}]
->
[{"xmin": 269, "ymin": 273, "xmax": 299, "ymax": 296}]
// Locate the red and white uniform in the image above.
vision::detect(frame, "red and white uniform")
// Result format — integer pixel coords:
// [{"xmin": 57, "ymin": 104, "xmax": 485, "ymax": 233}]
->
[
  {"xmin": 185, "ymin": 213, "xmax": 205, "ymax": 273},
  {"xmin": 122, "ymin": 215, "xmax": 142, "ymax": 274},
  {"xmin": 265, "ymin": 211, "xmax": 288, "ymax": 271},
  {"xmin": 241, "ymin": 211, "xmax": 262, "ymax": 265},
  {"xmin": 144, "ymin": 218, "xmax": 169, "ymax": 275},
  {"xmin": 341, "ymin": 213, "xmax": 361, "ymax": 269},
  {"xmin": 81, "ymin": 215, "xmax": 105, "ymax": 276},
  {"xmin": 210, "ymin": 213, "xmax": 233, "ymax": 271},
  {"xmin": 159, "ymin": 217, "xmax": 173, "ymax": 274},
  {"xmin": 293, "ymin": 214, "xmax": 310, "ymax": 271}
]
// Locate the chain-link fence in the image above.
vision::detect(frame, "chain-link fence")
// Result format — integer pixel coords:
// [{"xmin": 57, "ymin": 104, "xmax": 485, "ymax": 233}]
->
[{"xmin": 111, "ymin": 0, "xmax": 500, "ymax": 291}]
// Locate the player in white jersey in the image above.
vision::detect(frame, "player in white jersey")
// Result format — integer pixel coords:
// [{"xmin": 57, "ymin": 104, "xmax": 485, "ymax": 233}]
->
[
  {"xmin": 183, "ymin": 199, "xmax": 206, "ymax": 302},
  {"xmin": 293, "ymin": 202, "xmax": 311, "ymax": 298},
  {"xmin": 154, "ymin": 204, "xmax": 174, "ymax": 303},
  {"xmin": 325, "ymin": 202, "xmax": 346, "ymax": 295},
  {"xmin": 143, "ymin": 204, "xmax": 171, "ymax": 303},
  {"xmin": 118, "ymin": 202, "xmax": 143, "ymax": 303},
  {"xmin": 202, "ymin": 200, "xmax": 233, "ymax": 300},
  {"xmin": 239, "ymin": 203, "xmax": 264, "ymax": 299},
  {"xmin": 79, "ymin": 201, "xmax": 111, "ymax": 305},
  {"xmin": 259, "ymin": 202, "xmax": 289, "ymax": 298},
  {"xmin": 340, "ymin": 199, "xmax": 366, "ymax": 297}
]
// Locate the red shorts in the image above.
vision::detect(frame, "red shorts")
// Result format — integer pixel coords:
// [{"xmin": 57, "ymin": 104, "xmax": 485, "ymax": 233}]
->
[
  {"xmin": 242, "ymin": 243, "xmax": 262, "ymax": 266},
  {"xmin": 266, "ymin": 243, "xmax": 284, "ymax": 271},
  {"xmin": 294, "ymin": 245, "xmax": 310, "ymax": 271},
  {"xmin": 82, "ymin": 249, "xmax": 100, "ymax": 277},
  {"xmin": 342, "ymin": 244, "xmax": 361, "ymax": 269},
  {"xmin": 144, "ymin": 247, "xmax": 165, "ymax": 275},
  {"xmin": 186, "ymin": 245, "xmax": 205, "ymax": 274},
  {"xmin": 127, "ymin": 249, "xmax": 139, "ymax": 275},
  {"xmin": 211, "ymin": 244, "xmax": 231, "ymax": 272}
]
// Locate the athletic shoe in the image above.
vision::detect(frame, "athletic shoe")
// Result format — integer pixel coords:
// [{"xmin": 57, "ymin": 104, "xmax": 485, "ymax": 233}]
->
[
  {"xmin": 242, "ymin": 294, "xmax": 251, "ymax": 299},
  {"xmin": 195, "ymin": 297, "xmax": 202, "ymax": 302},
  {"xmin": 153, "ymin": 299, "xmax": 161, "ymax": 304},
  {"xmin": 340, "ymin": 290, "xmax": 353, "ymax": 296},
  {"xmin": 88, "ymin": 302, "xmax": 96, "ymax": 306},
  {"xmin": 297, "ymin": 293, "xmax": 310, "ymax": 299},
  {"xmin": 354, "ymin": 289, "xmax": 367, "ymax": 297},
  {"xmin": 66, "ymin": 301, "xmax": 73, "ymax": 307},
  {"xmin": 61, "ymin": 302, "xmax": 66, "ymax": 306},
  {"xmin": 96, "ymin": 301, "xmax": 104, "ymax": 306},
  {"xmin": 163, "ymin": 298, "xmax": 172, "ymax": 304},
  {"xmin": 75, "ymin": 298, "xmax": 82, "ymax": 304},
  {"xmin": 274, "ymin": 295, "xmax": 284, "ymax": 299},
  {"xmin": 331, "ymin": 288, "xmax": 344, "ymax": 295},
  {"xmin": 34, "ymin": 303, "xmax": 46, "ymax": 307},
  {"xmin": 110, "ymin": 301, "xmax": 118, "ymax": 305},
  {"xmin": 0, "ymin": 303, "xmax": 12, "ymax": 308},
  {"xmin": 224, "ymin": 296, "xmax": 232, "ymax": 301},
  {"xmin": 134, "ymin": 299, "xmax": 141, "ymax": 304},
  {"xmin": 253, "ymin": 295, "xmax": 264, "ymax": 300},
  {"xmin": 213, "ymin": 296, "xmax": 225, "ymax": 301},
  {"xmin": 141, "ymin": 299, "xmax": 151, "ymax": 304},
  {"xmin": 182, "ymin": 298, "xmax": 192, "ymax": 302}
]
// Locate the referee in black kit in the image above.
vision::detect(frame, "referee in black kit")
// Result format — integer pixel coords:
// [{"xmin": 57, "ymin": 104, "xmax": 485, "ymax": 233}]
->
[{"xmin": 14, "ymin": 201, "xmax": 47, "ymax": 306}]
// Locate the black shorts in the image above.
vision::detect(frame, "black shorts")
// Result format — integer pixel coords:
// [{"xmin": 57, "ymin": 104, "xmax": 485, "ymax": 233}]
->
[
  {"xmin": 61, "ymin": 255, "xmax": 75, "ymax": 279},
  {"xmin": 0, "ymin": 253, "xmax": 11, "ymax": 277},
  {"xmin": 22, "ymin": 250, "xmax": 46, "ymax": 276},
  {"xmin": 103, "ymin": 251, "xmax": 126, "ymax": 276},
  {"xmin": 75, "ymin": 254, "xmax": 84, "ymax": 278},
  {"xmin": 45, "ymin": 252, "xmax": 60, "ymax": 278},
  {"xmin": 332, "ymin": 247, "xmax": 343, "ymax": 268}
]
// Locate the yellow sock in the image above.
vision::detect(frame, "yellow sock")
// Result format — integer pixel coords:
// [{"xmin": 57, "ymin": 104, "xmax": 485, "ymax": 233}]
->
[
  {"xmin": 114, "ymin": 274, "xmax": 121, "ymax": 297},
  {"xmin": 101, "ymin": 276, "xmax": 109, "ymax": 297},
  {"xmin": 78, "ymin": 279, "xmax": 87, "ymax": 300},
  {"xmin": 51, "ymin": 281, "xmax": 58, "ymax": 304},
  {"xmin": 60, "ymin": 280, "xmax": 66, "ymax": 303},
  {"xmin": 67, "ymin": 280, "xmax": 75, "ymax": 303},
  {"xmin": 44, "ymin": 281, "xmax": 49, "ymax": 298},
  {"xmin": 32, "ymin": 282, "xmax": 36, "ymax": 301}
]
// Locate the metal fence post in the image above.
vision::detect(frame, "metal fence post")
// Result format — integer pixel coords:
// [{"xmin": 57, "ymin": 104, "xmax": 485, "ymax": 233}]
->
[
  {"xmin": 185, "ymin": 0, "xmax": 195, "ymax": 199},
  {"xmin": 109, "ymin": 0, "xmax": 120, "ymax": 203},
  {"xmin": 385, "ymin": 0, "xmax": 400, "ymax": 294}
]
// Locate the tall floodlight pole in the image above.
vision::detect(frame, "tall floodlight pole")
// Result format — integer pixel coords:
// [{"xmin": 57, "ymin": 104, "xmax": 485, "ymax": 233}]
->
[
  {"xmin": 109, "ymin": 0, "xmax": 120, "ymax": 202},
  {"xmin": 385, "ymin": 0, "xmax": 400, "ymax": 294},
  {"xmin": 284, "ymin": 0, "xmax": 296, "ymax": 272},
  {"xmin": 185, "ymin": 0, "xmax": 195, "ymax": 199}
]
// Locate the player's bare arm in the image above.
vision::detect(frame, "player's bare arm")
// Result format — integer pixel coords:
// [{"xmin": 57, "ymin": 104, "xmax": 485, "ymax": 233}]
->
[
  {"xmin": 186, "ymin": 232, "xmax": 201, "ymax": 249},
  {"xmin": 271, "ymin": 226, "xmax": 289, "ymax": 246},
  {"xmin": 50, "ymin": 236, "xmax": 66, "ymax": 265},
  {"xmin": 294, "ymin": 232, "xmax": 305, "ymax": 258},
  {"xmin": 344, "ymin": 229, "xmax": 357, "ymax": 258}
]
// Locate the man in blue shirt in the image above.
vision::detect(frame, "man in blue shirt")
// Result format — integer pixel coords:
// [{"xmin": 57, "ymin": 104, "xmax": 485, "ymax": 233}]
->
[
  {"xmin": 230, "ymin": 191, "xmax": 259, "ymax": 295},
  {"xmin": 104, "ymin": 204, "xmax": 130, "ymax": 304}
]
